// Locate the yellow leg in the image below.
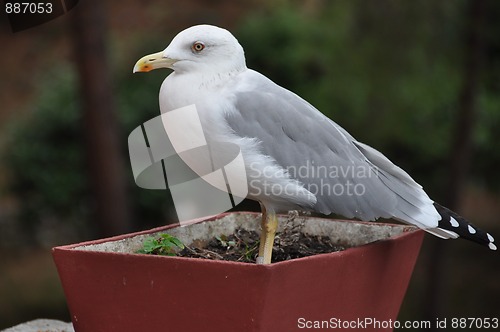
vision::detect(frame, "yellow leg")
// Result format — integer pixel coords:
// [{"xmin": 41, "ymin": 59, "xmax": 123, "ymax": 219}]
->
[{"xmin": 256, "ymin": 205, "xmax": 278, "ymax": 265}]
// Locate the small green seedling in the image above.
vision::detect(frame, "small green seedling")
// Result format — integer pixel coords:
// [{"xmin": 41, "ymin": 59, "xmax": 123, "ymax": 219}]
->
[
  {"xmin": 215, "ymin": 234, "xmax": 236, "ymax": 248},
  {"xmin": 241, "ymin": 241, "xmax": 259, "ymax": 261},
  {"xmin": 136, "ymin": 233, "xmax": 185, "ymax": 256}
]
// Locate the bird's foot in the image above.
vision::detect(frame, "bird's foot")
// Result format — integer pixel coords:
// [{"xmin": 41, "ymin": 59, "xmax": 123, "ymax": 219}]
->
[{"xmin": 257, "ymin": 207, "xmax": 278, "ymax": 264}]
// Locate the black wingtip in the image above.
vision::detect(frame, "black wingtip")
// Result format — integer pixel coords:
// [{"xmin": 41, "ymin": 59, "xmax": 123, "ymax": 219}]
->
[{"xmin": 433, "ymin": 203, "xmax": 496, "ymax": 251}]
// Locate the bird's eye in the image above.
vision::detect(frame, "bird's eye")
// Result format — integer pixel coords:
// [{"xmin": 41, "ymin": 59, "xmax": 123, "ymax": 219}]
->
[{"xmin": 192, "ymin": 42, "xmax": 205, "ymax": 52}]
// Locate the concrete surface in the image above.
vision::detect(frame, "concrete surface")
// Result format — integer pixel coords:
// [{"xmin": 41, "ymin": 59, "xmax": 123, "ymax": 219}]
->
[{"xmin": 1, "ymin": 319, "xmax": 74, "ymax": 332}]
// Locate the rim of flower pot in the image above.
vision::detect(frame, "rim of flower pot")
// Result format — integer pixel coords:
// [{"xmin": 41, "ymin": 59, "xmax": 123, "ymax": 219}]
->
[{"xmin": 52, "ymin": 211, "xmax": 423, "ymax": 267}]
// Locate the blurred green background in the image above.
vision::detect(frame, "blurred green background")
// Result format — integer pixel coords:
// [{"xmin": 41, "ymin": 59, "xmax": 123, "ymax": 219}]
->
[{"xmin": 1, "ymin": 0, "xmax": 499, "ymax": 330}]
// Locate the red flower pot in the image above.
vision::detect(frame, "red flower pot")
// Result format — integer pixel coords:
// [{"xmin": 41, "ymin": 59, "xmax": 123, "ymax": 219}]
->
[{"xmin": 52, "ymin": 212, "xmax": 424, "ymax": 332}]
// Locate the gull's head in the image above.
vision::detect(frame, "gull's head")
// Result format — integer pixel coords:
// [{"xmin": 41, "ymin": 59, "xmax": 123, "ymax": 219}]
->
[{"xmin": 133, "ymin": 25, "xmax": 246, "ymax": 75}]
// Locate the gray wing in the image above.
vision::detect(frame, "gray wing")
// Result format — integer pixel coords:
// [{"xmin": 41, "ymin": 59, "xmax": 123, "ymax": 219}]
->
[{"xmin": 224, "ymin": 70, "xmax": 439, "ymax": 228}]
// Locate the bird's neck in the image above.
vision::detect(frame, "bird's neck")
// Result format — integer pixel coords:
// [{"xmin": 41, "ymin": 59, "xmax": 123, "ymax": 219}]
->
[
  {"xmin": 184, "ymin": 66, "xmax": 245, "ymax": 86},
  {"xmin": 160, "ymin": 71, "xmax": 241, "ymax": 108},
  {"xmin": 160, "ymin": 69, "xmax": 244, "ymax": 112}
]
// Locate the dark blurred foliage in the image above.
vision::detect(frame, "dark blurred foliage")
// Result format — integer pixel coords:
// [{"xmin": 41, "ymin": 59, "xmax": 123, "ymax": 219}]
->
[
  {"xmin": 3, "ymin": 63, "xmax": 175, "ymax": 244},
  {"xmin": 3, "ymin": 68, "xmax": 89, "ymax": 242}
]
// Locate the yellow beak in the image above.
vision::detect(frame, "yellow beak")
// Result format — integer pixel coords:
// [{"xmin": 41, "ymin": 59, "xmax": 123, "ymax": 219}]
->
[{"xmin": 133, "ymin": 51, "xmax": 177, "ymax": 73}]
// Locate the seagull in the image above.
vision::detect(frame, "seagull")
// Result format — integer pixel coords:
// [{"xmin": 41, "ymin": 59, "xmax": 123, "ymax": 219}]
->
[{"xmin": 133, "ymin": 24, "xmax": 496, "ymax": 264}]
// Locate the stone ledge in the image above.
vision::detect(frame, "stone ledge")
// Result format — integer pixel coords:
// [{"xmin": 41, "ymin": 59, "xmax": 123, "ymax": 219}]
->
[{"xmin": 1, "ymin": 319, "xmax": 74, "ymax": 332}]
